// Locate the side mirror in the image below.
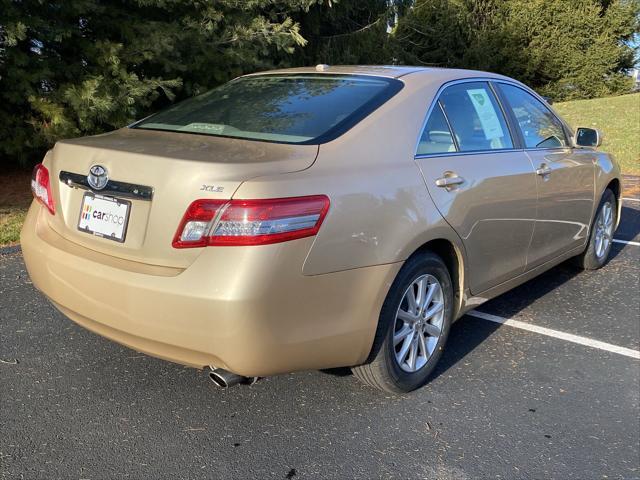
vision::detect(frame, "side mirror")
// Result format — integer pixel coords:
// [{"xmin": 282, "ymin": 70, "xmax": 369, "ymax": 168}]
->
[{"xmin": 575, "ymin": 127, "xmax": 602, "ymax": 148}]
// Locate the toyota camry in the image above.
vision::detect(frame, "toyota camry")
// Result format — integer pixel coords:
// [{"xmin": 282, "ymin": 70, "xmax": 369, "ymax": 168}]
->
[{"xmin": 21, "ymin": 65, "xmax": 621, "ymax": 393}]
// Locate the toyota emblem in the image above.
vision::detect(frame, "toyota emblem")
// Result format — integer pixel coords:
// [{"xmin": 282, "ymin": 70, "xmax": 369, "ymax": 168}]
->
[{"xmin": 87, "ymin": 165, "xmax": 109, "ymax": 190}]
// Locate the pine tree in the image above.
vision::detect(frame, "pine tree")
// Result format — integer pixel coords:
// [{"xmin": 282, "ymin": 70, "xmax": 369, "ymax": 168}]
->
[
  {"xmin": 390, "ymin": 0, "xmax": 469, "ymax": 67},
  {"xmin": 0, "ymin": 0, "xmax": 321, "ymax": 166},
  {"xmin": 1, "ymin": 0, "xmax": 638, "ymax": 168},
  {"xmin": 392, "ymin": 0, "xmax": 639, "ymax": 100},
  {"xmin": 288, "ymin": 0, "xmax": 409, "ymax": 66},
  {"xmin": 504, "ymin": 0, "xmax": 639, "ymax": 99}
]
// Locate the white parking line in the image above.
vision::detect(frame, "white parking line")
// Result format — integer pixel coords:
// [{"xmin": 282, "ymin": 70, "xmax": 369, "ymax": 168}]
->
[
  {"xmin": 622, "ymin": 197, "xmax": 640, "ymax": 203},
  {"xmin": 613, "ymin": 239, "xmax": 640, "ymax": 246},
  {"xmin": 467, "ymin": 310, "xmax": 640, "ymax": 360}
]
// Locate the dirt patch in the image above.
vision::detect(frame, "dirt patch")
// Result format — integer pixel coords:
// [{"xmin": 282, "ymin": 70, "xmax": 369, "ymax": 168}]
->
[
  {"xmin": 0, "ymin": 170, "xmax": 32, "ymax": 209},
  {"xmin": 622, "ymin": 175, "xmax": 640, "ymax": 198}
]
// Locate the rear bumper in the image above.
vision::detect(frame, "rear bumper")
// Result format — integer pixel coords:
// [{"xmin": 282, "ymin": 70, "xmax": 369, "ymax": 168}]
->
[{"xmin": 20, "ymin": 203, "xmax": 400, "ymax": 376}]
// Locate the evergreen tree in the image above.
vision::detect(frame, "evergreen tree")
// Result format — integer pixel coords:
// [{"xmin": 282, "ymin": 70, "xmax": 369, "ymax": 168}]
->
[
  {"xmin": 0, "ymin": 0, "xmax": 320, "ymax": 166},
  {"xmin": 392, "ymin": 0, "xmax": 639, "ymax": 100},
  {"xmin": 390, "ymin": 0, "xmax": 469, "ymax": 67},
  {"xmin": 1, "ymin": 0, "xmax": 639, "ymax": 168},
  {"xmin": 504, "ymin": 0, "xmax": 639, "ymax": 99},
  {"xmin": 289, "ymin": 0, "xmax": 409, "ymax": 66}
]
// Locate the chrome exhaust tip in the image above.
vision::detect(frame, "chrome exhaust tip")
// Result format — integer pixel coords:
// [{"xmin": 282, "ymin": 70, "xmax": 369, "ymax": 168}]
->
[{"xmin": 208, "ymin": 368, "xmax": 258, "ymax": 388}]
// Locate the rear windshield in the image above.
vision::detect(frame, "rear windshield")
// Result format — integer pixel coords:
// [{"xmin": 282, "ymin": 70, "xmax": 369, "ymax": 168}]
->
[{"xmin": 132, "ymin": 74, "xmax": 403, "ymax": 144}]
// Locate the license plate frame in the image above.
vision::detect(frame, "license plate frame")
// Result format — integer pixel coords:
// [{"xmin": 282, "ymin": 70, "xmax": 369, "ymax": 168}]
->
[{"xmin": 77, "ymin": 192, "xmax": 131, "ymax": 243}]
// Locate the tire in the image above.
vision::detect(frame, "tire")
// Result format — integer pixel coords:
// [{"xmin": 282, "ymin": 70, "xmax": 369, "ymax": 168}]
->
[
  {"xmin": 573, "ymin": 189, "xmax": 617, "ymax": 270},
  {"xmin": 352, "ymin": 252, "xmax": 454, "ymax": 394}
]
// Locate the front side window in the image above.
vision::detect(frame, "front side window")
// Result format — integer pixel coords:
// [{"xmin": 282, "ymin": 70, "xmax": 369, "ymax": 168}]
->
[
  {"xmin": 417, "ymin": 103, "xmax": 456, "ymax": 155},
  {"xmin": 498, "ymin": 84, "xmax": 568, "ymax": 149},
  {"xmin": 133, "ymin": 74, "xmax": 402, "ymax": 144},
  {"xmin": 438, "ymin": 82, "xmax": 514, "ymax": 152}
]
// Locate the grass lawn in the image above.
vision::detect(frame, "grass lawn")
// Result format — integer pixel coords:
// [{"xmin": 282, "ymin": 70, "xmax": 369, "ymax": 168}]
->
[
  {"xmin": 0, "ymin": 171, "xmax": 32, "ymax": 247},
  {"xmin": 554, "ymin": 93, "xmax": 640, "ymax": 175},
  {"xmin": 0, "ymin": 209, "xmax": 27, "ymax": 246},
  {"xmin": 0, "ymin": 94, "xmax": 638, "ymax": 247}
]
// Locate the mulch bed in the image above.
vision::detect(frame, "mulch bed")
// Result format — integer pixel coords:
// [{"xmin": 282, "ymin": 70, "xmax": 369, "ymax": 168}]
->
[{"xmin": 0, "ymin": 170, "xmax": 32, "ymax": 209}]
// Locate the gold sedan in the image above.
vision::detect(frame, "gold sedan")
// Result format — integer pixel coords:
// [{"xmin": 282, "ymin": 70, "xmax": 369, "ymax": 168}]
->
[{"xmin": 21, "ymin": 65, "xmax": 621, "ymax": 393}]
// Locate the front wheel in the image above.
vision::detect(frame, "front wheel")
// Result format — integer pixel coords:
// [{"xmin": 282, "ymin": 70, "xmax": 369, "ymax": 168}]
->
[
  {"xmin": 574, "ymin": 189, "xmax": 617, "ymax": 270},
  {"xmin": 352, "ymin": 252, "xmax": 453, "ymax": 393}
]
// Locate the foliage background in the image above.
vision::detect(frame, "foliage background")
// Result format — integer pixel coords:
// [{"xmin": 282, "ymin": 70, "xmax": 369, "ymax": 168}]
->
[{"xmin": 1, "ymin": 0, "xmax": 639, "ymax": 168}]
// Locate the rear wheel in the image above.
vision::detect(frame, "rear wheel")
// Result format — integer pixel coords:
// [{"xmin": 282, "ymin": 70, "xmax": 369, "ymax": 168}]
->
[
  {"xmin": 574, "ymin": 189, "xmax": 617, "ymax": 270},
  {"xmin": 352, "ymin": 252, "xmax": 453, "ymax": 393}
]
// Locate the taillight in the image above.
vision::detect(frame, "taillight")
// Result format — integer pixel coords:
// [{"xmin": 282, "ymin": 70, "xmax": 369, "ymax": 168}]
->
[
  {"xmin": 172, "ymin": 195, "xmax": 330, "ymax": 248},
  {"xmin": 31, "ymin": 163, "xmax": 55, "ymax": 214},
  {"xmin": 172, "ymin": 199, "xmax": 226, "ymax": 248}
]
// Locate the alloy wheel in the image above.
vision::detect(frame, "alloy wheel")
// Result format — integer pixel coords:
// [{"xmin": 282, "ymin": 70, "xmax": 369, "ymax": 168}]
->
[
  {"xmin": 594, "ymin": 201, "xmax": 614, "ymax": 259},
  {"xmin": 393, "ymin": 274, "xmax": 445, "ymax": 373}
]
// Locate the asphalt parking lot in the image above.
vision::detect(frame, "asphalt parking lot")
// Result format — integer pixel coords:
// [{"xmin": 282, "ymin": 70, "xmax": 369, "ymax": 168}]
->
[{"xmin": 1, "ymin": 199, "xmax": 638, "ymax": 480}]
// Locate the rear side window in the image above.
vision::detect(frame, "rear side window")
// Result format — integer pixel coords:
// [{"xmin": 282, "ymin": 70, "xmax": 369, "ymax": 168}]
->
[
  {"xmin": 498, "ymin": 84, "xmax": 568, "ymax": 149},
  {"xmin": 133, "ymin": 74, "xmax": 402, "ymax": 144},
  {"xmin": 439, "ymin": 82, "xmax": 513, "ymax": 152},
  {"xmin": 417, "ymin": 103, "xmax": 456, "ymax": 155}
]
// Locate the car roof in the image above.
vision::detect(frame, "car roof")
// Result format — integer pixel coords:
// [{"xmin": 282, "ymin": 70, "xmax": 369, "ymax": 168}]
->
[{"xmin": 244, "ymin": 65, "xmax": 515, "ymax": 82}]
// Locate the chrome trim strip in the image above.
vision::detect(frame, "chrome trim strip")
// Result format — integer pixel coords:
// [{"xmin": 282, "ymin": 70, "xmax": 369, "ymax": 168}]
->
[
  {"xmin": 414, "ymin": 146, "xmax": 571, "ymax": 160},
  {"xmin": 59, "ymin": 171, "xmax": 154, "ymax": 201},
  {"xmin": 415, "ymin": 148, "xmax": 524, "ymax": 160}
]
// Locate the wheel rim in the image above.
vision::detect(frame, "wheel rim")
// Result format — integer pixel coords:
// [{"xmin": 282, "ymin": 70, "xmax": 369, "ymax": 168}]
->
[
  {"xmin": 594, "ymin": 201, "xmax": 614, "ymax": 259},
  {"xmin": 393, "ymin": 274, "xmax": 445, "ymax": 373}
]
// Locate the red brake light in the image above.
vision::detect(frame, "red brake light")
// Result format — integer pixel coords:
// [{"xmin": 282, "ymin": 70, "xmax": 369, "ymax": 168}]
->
[
  {"xmin": 172, "ymin": 195, "xmax": 330, "ymax": 248},
  {"xmin": 31, "ymin": 163, "xmax": 55, "ymax": 214}
]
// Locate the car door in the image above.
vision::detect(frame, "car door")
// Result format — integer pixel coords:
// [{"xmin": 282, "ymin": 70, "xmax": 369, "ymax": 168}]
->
[
  {"xmin": 415, "ymin": 81, "xmax": 538, "ymax": 294},
  {"xmin": 496, "ymin": 83, "xmax": 595, "ymax": 269}
]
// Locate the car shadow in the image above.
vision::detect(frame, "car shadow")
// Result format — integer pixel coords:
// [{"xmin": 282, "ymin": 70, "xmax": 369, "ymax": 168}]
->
[
  {"xmin": 431, "ymin": 258, "xmax": 584, "ymax": 381},
  {"xmin": 431, "ymin": 265, "xmax": 586, "ymax": 384},
  {"xmin": 614, "ymin": 205, "xmax": 640, "ymax": 242},
  {"xmin": 431, "ymin": 241, "xmax": 638, "ymax": 380}
]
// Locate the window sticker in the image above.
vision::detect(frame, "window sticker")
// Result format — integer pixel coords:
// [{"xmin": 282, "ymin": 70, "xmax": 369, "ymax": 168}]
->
[{"xmin": 466, "ymin": 89, "xmax": 505, "ymax": 140}]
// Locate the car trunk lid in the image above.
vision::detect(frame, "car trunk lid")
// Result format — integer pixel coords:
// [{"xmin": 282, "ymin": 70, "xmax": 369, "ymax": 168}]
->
[{"xmin": 45, "ymin": 128, "xmax": 318, "ymax": 268}]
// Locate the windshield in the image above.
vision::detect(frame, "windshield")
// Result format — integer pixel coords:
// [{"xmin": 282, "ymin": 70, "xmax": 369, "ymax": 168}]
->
[{"xmin": 132, "ymin": 74, "xmax": 403, "ymax": 144}]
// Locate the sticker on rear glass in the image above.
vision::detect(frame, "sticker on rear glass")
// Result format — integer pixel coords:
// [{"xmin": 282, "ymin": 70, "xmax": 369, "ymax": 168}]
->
[{"xmin": 466, "ymin": 89, "xmax": 505, "ymax": 141}]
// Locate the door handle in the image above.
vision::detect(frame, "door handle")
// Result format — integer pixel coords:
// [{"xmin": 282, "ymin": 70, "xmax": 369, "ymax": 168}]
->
[
  {"xmin": 435, "ymin": 175, "xmax": 465, "ymax": 188},
  {"xmin": 536, "ymin": 164, "xmax": 552, "ymax": 176}
]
